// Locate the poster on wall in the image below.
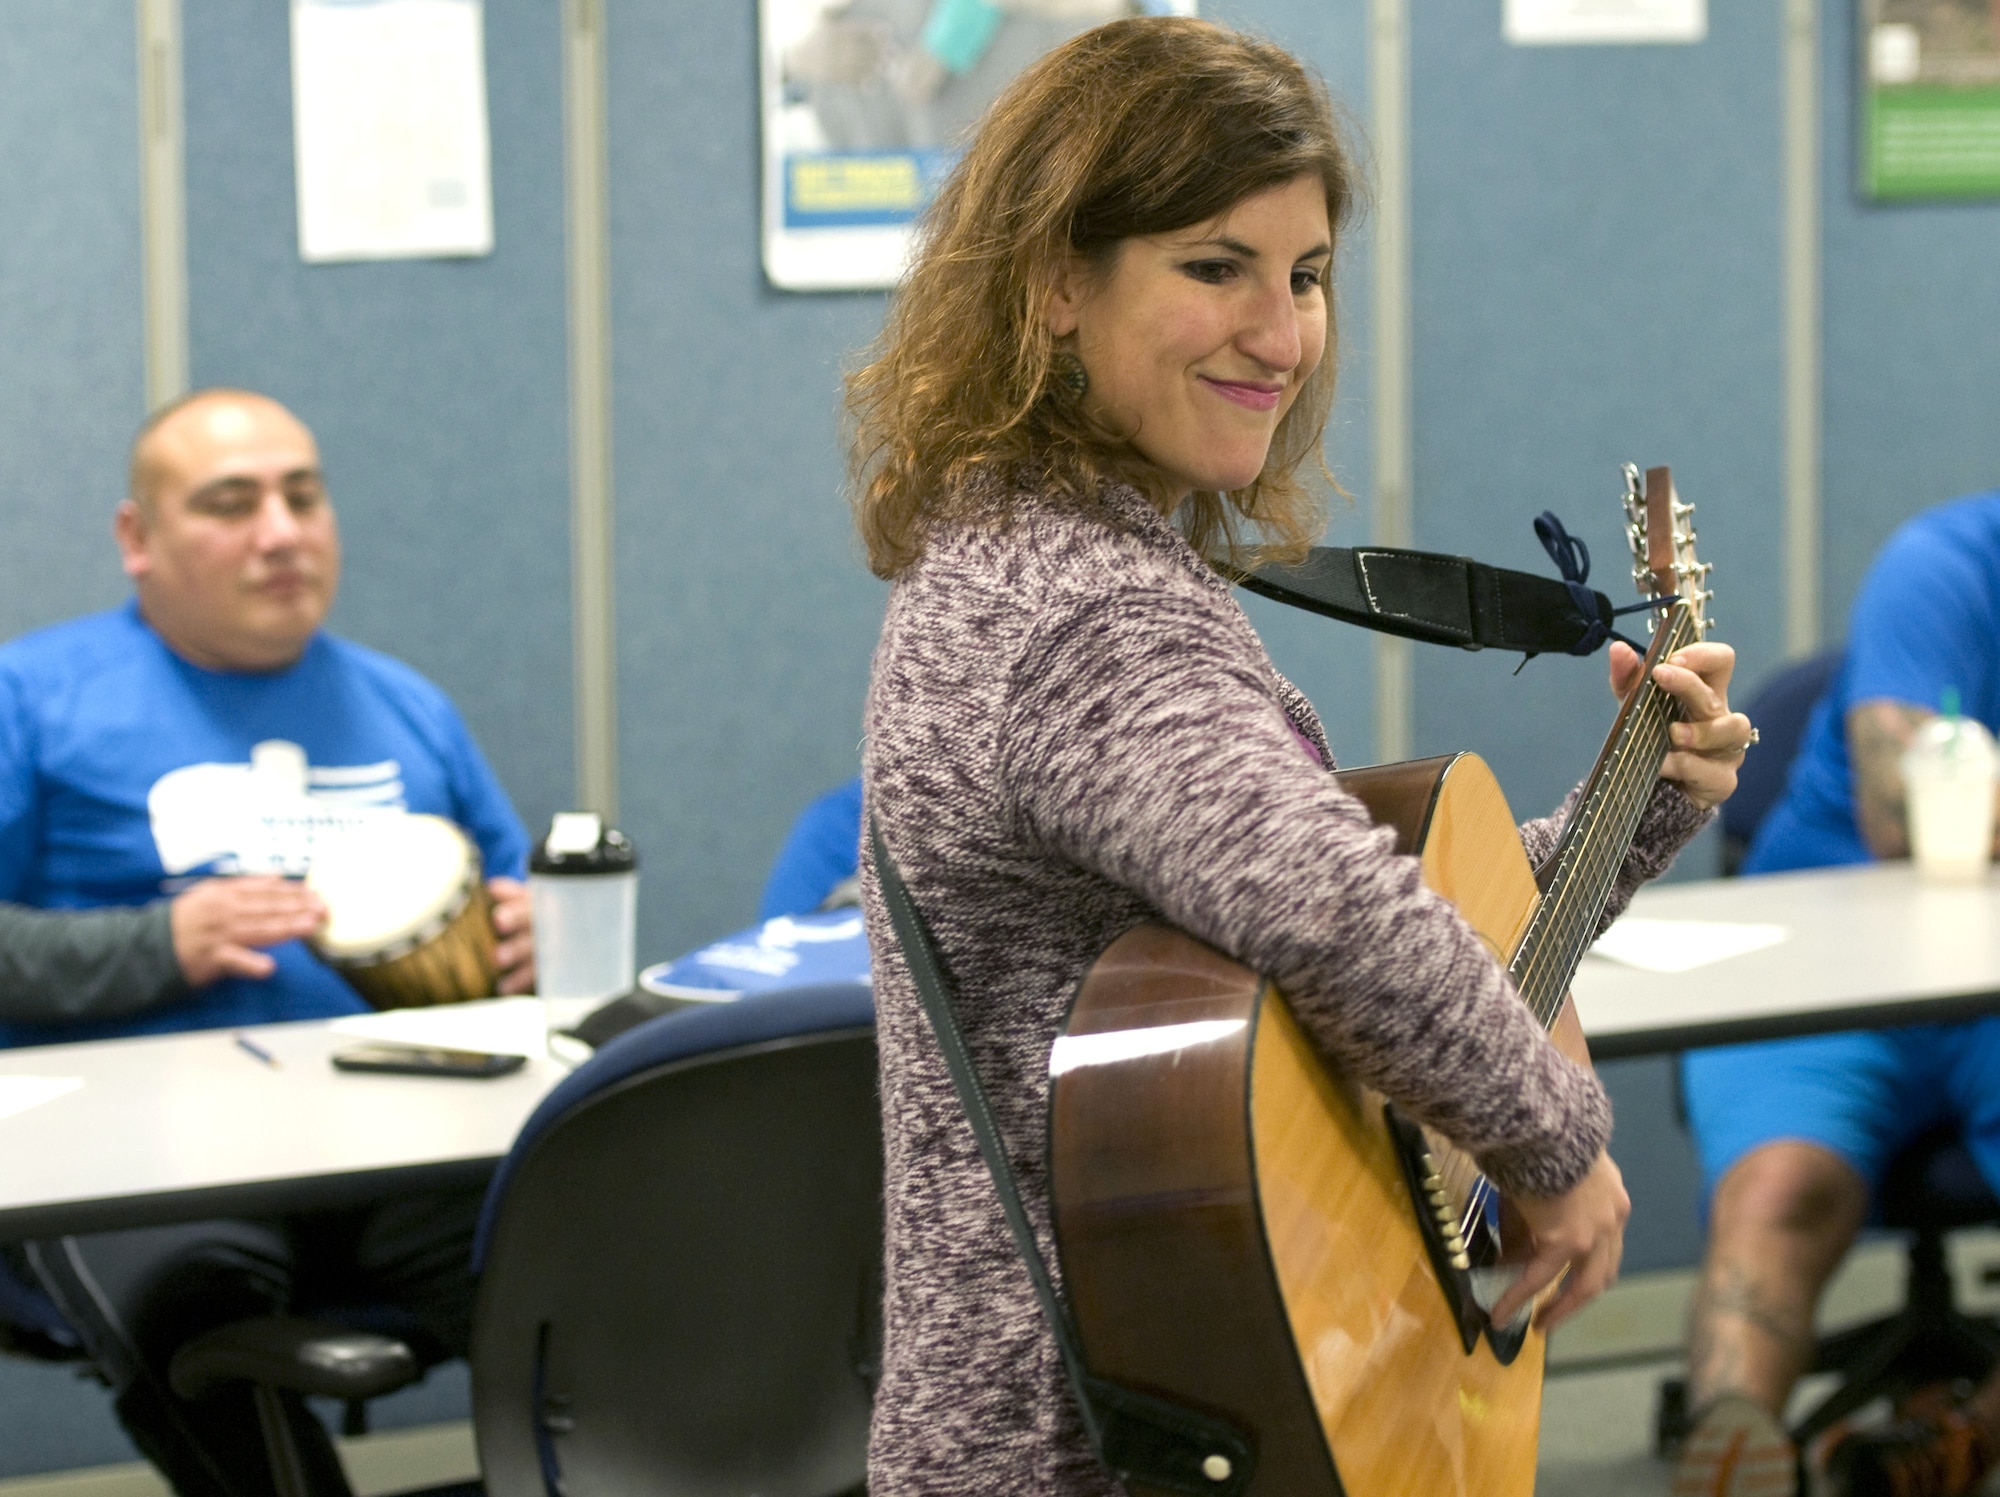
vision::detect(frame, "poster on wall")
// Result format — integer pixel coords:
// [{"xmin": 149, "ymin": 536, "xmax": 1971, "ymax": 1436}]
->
[
  {"xmin": 291, "ymin": 0, "xmax": 494, "ymax": 263},
  {"xmin": 1502, "ymin": 0, "xmax": 1705, "ymax": 45},
  {"xmin": 1862, "ymin": 0, "xmax": 2000, "ymax": 199},
  {"xmin": 760, "ymin": 0, "xmax": 1197, "ymax": 293}
]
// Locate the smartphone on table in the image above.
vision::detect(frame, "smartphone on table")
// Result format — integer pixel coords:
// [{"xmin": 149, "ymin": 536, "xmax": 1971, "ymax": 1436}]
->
[{"xmin": 330, "ymin": 1044, "xmax": 527, "ymax": 1079}]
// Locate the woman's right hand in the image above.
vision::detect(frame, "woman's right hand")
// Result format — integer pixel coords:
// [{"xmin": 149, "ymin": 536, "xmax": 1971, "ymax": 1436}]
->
[{"xmin": 1486, "ymin": 1149, "xmax": 1630, "ymax": 1332}]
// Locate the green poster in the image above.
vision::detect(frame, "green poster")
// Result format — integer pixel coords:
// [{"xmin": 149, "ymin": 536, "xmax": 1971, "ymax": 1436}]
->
[{"xmin": 1863, "ymin": 1, "xmax": 2000, "ymax": 198}]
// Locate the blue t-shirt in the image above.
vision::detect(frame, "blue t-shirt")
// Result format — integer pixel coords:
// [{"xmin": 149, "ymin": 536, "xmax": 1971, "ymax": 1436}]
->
[
  {"xmin": 1745, "ymin": 489, "xmax": 2000, "ymax": 874},
  {"xmin": 758, "ymin": 777, "xmax": 863, "ymax": 921},
  {"xmin": 0, "ymin": 602, "xmax": 530, "ymax": 1045}
]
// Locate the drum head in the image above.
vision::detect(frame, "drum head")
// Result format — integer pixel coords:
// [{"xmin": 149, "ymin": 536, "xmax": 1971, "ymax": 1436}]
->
[{"xmin": 309, "ymin": 813, "xmax": 476, "ymax": 961}]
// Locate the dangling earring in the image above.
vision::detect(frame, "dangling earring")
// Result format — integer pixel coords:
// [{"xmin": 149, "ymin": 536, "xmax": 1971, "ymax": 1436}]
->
[{"xmin": 1051, "ymin": 350, "xmax": 1089, "ymax": 401}]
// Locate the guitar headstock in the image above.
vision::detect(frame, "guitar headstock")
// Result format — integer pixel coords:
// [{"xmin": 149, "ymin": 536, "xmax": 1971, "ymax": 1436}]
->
[{"xmin": 1622, "ymin": 463, "xmax": 1713, "ymax": 639}]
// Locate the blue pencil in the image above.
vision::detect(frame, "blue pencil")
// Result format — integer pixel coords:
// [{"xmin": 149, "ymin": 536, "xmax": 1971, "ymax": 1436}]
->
[{"xmin": 233, "ymin": 1032, "xmax": 281, "ymax": 1069}]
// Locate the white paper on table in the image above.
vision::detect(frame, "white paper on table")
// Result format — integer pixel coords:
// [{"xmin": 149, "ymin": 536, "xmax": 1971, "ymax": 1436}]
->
[
  {"xmin": 1586, "ymin": 917, "xmax": 1790, "ymax": 974},
  {"xmin": 1504, "ymin": 0, "xmax": 1706, "ymax": 45},
  {"xmin": 291, "ymin": 0, "xmax": 493, "ymax": 263},
  {"xmin": 330, "ymin": 997, "xmax": 548, "ymax": 1056},
  {"xmin": 0, "ymin": 1076, "xmax": 84, "ymax": 1124}
]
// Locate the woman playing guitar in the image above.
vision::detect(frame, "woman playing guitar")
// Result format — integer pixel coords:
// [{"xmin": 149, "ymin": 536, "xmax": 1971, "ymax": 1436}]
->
[{"xmin": 850, "ymin": 17, "xmax": 1751, "ymax": 1494}]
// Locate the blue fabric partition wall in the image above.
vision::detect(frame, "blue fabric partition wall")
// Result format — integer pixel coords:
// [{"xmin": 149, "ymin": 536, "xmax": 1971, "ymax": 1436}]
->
[
  {"xmin": 180, "ymin": 0, "xmax": 575, "ymax": 840},
  {"xmin": 0, "ymin": 0, "xmax": 146, "ymax": 646},
  {"xmin": 1407, "ymin": 0, "xmax": 1789, "ymax": 821}
]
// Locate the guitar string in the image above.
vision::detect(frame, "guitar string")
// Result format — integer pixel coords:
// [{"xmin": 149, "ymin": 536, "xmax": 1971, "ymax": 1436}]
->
[
  {"xmin": 1525, "ymin": 626, "xmax": 1692, "ymax": 1014},
  {"xmin": 1445, "ymin": 694, "xmax": 1676, "ymax": 1242},
  {"xmin": 1446, "ymin": 613, "xmax": 1693, "ymax": 1240},
  {"xmin": 1447, "ymin": 731, "xmax": 1670, "ymax": 1239},
  {"xmin": 1518, "ymin": 606, "xmax": 1696, "ymax": 1017},
  {"xmin": 1436, "ymin": 502, "xmax": 1699, "ymax": 1239},
  {"xmin": 1443, "ymin": 605, "xmax": 1697, "ymax": 1243}
]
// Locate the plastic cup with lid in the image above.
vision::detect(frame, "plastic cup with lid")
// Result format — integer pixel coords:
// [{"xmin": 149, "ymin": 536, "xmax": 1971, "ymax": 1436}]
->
[
  {"xmin": 529, "ymin": 812, "xmax": 639, "ymax": 1003},
  {"xmin": 1901, "ymin": 688, "xmax": 1999, "ymax": 883}
]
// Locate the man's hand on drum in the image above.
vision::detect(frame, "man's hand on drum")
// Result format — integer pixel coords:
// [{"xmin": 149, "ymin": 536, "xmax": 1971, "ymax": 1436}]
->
[
  {"xmin": 171, "ymin": 876, "xmax": 327, "ymax": 988},
  {"xmin": 1607, "ymin": 639, "xmax": 1752, "ymax": 810},
  {"xmin": 487, "ymin": 876, "xmax": 535, "ymax": 995}
]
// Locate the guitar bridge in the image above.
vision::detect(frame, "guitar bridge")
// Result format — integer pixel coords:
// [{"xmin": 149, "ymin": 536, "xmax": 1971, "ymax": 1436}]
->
[{"xmin": 1384, "ymin": 1104, "xmax": 1530, "ymax": 1365}]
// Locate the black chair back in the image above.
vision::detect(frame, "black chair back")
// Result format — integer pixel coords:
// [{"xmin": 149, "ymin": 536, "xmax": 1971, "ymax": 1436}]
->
[{"xmin": 470, "ymin": 987, "xmax": 880, "ymax": 1496}]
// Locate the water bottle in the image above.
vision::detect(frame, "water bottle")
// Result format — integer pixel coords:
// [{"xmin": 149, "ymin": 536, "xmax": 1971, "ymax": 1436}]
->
[
  {"xmin": 1901, "ymin": 688, "xmax": 1998, "ymax": 882},
  {"xmin": 529, "ymin": 812, "xmax": 639, "ymax": 1000}
]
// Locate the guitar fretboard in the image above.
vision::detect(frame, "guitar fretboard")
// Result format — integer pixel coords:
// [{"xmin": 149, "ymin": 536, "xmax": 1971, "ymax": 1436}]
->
[{"xmin": 1508, "ymin": 598, "xmax": 1699, "ymax": 1030}]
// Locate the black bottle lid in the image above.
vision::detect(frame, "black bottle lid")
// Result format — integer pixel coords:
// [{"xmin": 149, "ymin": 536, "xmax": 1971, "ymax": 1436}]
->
[{"xmin": 529, "ymin": 812, "xmax": 638, "ymax": 875}]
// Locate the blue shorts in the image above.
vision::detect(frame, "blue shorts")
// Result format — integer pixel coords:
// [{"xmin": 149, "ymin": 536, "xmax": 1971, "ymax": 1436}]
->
[{"xmin": 1681, "ymin": 1018, "xmax": 2000, "ymax": 1214}]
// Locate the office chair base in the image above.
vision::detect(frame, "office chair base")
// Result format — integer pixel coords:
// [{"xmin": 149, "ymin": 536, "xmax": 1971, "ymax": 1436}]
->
[
  {"xmin": 1792, "ymin": 1312, "xmax": 2000, "ymax": 1446},
  {"xmin": 1790, "ymin": 1224, "xmax": 2000, "ymax": 1447}
]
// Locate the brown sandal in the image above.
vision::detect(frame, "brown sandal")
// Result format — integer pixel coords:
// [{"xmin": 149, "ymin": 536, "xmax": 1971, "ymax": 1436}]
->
[{"xmin": 1671, "ymin": 1394, "xmax": 1800, "ymax": 1497}]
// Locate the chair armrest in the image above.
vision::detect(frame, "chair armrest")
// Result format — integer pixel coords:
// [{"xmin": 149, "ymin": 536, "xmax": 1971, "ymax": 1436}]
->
[{"xmin": 168, "ymin": 1317, "xmax": 419, "ymax": 1403}]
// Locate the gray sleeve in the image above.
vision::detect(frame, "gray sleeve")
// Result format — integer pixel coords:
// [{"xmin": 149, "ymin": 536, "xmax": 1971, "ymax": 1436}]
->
[{"xmin": 0, "ymin": 901, "xmax": 189, "ymax": 1025}]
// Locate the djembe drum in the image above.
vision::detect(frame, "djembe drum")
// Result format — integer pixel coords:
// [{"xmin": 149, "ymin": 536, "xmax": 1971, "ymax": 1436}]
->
[{"xmin": 307, "ymin": 812, "xmax": 498, "ymax": 1009}]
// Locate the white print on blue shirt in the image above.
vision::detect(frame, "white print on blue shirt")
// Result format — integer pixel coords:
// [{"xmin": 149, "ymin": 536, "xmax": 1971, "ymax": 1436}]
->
[{"xmin": 147, "ymin": 738, "xmax": 408, "ymax": 879}]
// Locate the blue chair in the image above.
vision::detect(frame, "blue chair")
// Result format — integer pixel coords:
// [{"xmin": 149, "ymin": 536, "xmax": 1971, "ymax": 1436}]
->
[
  {"xmin": 1718, "ymin": 649, "xmax": 1842, "ymax": 875},
  {"xmin": 170, "ymin": 982, "xmax": 882, "ymax": 1497},
  {"xmin": 469, "ymin": 981, "xmax": 879, "ymax": 1496}
]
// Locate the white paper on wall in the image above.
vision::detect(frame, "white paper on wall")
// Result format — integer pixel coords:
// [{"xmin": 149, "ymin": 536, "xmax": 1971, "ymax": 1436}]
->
[
  {"xmin": 291, "ymin": 0, "xmax": 494, "ymax": 263},
  {"xmin": 1504, "ymin": 0, "xmax": 1706, "ymax": 45}
]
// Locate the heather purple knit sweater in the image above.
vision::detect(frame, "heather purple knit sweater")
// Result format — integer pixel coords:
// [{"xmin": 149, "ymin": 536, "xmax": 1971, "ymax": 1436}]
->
[{"xmin": 858, "ymin": 481, "xmax": 1708, "ymax": 1494}]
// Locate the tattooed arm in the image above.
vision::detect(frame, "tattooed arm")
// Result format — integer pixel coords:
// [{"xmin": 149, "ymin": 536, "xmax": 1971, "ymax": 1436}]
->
[{"xmin": 1846, "ymin": 699, "xmax": 1935, "ymax": 859}]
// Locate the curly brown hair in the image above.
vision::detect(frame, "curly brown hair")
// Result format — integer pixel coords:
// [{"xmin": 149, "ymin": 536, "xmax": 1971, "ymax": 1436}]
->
[{"xmin": 847, "ymin": 16, "xmax": 1359, "ymax": 580}]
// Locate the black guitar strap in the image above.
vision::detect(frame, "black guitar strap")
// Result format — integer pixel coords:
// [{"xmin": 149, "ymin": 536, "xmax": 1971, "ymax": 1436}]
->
[
  {"xmin": 1242, "ymin": 514, "xmax": 1659, "ymax": 657},
  {"xmin": 868, "ymin": 817, "xmax": 1256, "ymax": 1497}
]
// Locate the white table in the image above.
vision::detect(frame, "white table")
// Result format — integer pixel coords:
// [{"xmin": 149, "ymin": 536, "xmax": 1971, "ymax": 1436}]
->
[
  {"xmin": 9, "ymin": 864, "xmax": 1992, "ymax": 1236},
  {"xmin": 1572, "ymin": 862, "xmax": 2000, "ymax": 1060},
  {"xmin": 0, "ymin": 1016, "xmax": 574, "ymax": 1240}
]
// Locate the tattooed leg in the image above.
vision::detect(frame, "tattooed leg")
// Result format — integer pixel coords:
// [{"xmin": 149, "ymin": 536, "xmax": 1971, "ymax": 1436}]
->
[{"xmin": 1688, "ymin": 1141, "xmax": 1868, "ymax": 1416}]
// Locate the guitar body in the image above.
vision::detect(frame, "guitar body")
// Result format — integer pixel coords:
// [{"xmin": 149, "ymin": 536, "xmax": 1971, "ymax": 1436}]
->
[{"xmin": 1050, "ymin": 751, "xmax": 1594, "ymax": 1497}]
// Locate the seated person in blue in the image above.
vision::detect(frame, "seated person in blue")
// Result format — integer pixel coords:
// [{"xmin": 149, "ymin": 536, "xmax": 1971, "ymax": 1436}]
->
[
  {"xmin": 1676, "ymin": 489, "xmax": 2000, "ymax": 1497},
  {"xmin": 758, "ymin": 775, "xmax": 862, "ymax": 918},
  {"xmin": 0, "ymin": 389, "xmax": 534, "ymax": 1497}
]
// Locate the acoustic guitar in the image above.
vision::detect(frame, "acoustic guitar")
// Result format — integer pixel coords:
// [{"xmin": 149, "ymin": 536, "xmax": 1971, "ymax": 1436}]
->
[{"xmin": 1049, "ymin": 465, "xmax": 1713, "ymax": 1496}]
